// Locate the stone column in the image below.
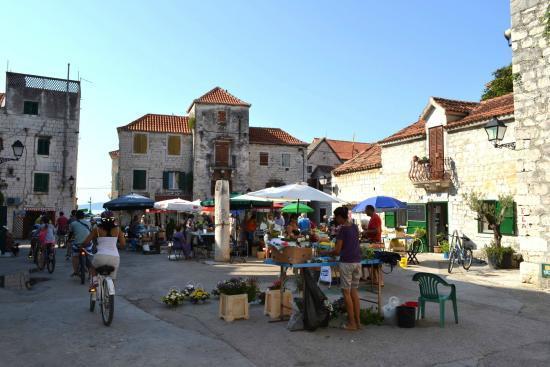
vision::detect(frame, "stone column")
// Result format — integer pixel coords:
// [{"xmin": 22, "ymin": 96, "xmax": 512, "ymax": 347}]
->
[
  {"xmin": 214, "ymin": 180, "xmax": 230, "ymax": 262},
  {"xmin": 511, "ymin": 0, "xmax": 550, "ymax": 287}
]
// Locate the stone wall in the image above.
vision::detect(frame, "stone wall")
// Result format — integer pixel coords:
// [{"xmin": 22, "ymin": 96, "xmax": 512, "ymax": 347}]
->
[
  {"xmin": 110, "ymin": 155, "xmax": 119, "ymax": 199},
  {"xmin": 248, "ymin": 144, "xmax": 306, "ymax": 191},
  {"xmin": 117, "ymin": 131, "xmax": 193, "ymax": 199},
  {"xmin": 332, "ymin": 168, "xmax": 382, "ymax": 223},
  {"xmin": 511, "ymin": 0, "xmax": 550, "ymax": 287},
  {"xmin": 307, "ymin": 140, "xmax": 342, "ymax": 173}
]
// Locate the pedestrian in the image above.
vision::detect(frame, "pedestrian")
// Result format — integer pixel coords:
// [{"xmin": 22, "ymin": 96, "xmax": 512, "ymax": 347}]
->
[
  {"xmin": 56, "ymin": 211, "xmax": 69, "ymax": 248},
  {"xmin": 297, "ymin": 213, "xmax": 311, "ymax": 234},
  {"xmin": 68, "ymin": 210, "xmax": 92, "ymax": 277},
  {"xmin": 172, "ymin": 224, "xmax": 191, "ymax": 259}
]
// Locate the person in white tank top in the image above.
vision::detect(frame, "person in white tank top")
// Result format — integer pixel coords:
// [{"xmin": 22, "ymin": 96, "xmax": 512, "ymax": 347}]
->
[{"xmin": 81, "ymin": 211, "xmax": 125, "ymax": 291}]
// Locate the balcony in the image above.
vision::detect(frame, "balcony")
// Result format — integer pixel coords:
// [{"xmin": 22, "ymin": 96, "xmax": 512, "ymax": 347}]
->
[{"xmin": 409, "ymin": 157, "xmax": 454, "ymax": 191}]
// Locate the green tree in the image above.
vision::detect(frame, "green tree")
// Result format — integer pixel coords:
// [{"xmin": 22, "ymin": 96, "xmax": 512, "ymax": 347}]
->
[
  {"xmin": 463, "ymin": 191, "xmax": 514, "ymax": 248},
  {"xmin": 481, "ymin": 64, "xmax": 513, "ymax": 101}
]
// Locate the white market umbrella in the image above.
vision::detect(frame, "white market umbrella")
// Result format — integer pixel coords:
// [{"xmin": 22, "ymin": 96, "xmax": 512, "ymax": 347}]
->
[
  {"xmin": 246, "ymin": 182, "xmax": 345, "ymax": 203},
  {"xmin": 154, "ymin": 198, "xmax": 201, "ymax": 213}
]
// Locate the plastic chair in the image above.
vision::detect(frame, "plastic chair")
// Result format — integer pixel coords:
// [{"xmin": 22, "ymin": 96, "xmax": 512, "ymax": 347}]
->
[{"xmin": 412, "ymin": 272, "xmax": 458, "ymax": 328}]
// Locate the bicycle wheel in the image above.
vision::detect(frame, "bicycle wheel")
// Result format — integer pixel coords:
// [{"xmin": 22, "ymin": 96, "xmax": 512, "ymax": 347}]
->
[
  {"xmin": 36, "ymin": 247, "xmax": 45, "ymax": 271},
  {"xmin": 447, "ymin": 250, "xmax": 456, "ymax": 273},
  {"xmin": 89, "ymin": 292, "xmax": 96, "ymax": 312},
  {"xmin": 101, "ymin": 279, "xmax": 114, "ymax": 326},
  {"xmin": 462, "ymin": 248, "xmax": 473, "ymax": 270},
  {"xmin": 79, "ymin": 255, "xmax": 86, "ymax": 285},
  {"xmin": 47, "ymin": 249, "xmax": 56, "ymax": 274}
]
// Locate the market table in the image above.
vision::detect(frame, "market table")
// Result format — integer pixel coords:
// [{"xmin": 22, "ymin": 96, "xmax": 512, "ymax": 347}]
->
[
  {"xmin": 188, "ymin": 231, "xmax": 215, "ymax": 259},
  {"xmin": 264, "ymin": 258, "xmax": 383, "ymax": 321}
]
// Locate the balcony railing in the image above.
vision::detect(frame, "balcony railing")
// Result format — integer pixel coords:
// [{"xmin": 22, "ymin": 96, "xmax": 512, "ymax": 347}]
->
[{"xmin": 409, "ymin": 157, "xmax": 454, "ymax": 191}]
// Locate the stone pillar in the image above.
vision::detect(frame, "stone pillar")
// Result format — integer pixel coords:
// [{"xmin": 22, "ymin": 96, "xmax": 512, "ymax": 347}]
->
[
  {"xmin": 214, "ymin": 180, "xmax": 230, "ymax": 262},
  {"xmin": 511, "ymin": 0, "xmax": 550, "ymax": 287}
]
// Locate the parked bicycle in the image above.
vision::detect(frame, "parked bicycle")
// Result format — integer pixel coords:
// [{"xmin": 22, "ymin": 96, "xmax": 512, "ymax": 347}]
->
[
  {"xmin": 89, "ymin": 262, "xmax": 116, "ymax": 326},
  {"xmin": 447, "ymin": 230, "xmax": 473, "ymax": 273}
]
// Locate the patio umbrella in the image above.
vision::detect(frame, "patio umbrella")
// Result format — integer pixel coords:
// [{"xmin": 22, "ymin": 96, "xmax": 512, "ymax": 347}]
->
[
  {"xmin": 154, "ymin": 198, "xmax": 202, "ymax": 213},
  {"xmin": 351, "ymin": 196, "xmax": 407, "ymax": 213},
  {"xmin": 103, "ymin": 193, "xmax": 154, "ymax": 211},
  {"xmin": 282, "ymin": 202, "xmax": 314, "ymax": 214},
  {"xmin": 202, "ymin": 193, "xmax": 272, "ymax": 210}
]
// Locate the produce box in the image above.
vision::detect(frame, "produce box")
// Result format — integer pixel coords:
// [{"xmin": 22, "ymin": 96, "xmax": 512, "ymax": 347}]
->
[{"xmin": 271, "ymin": 247, "xmax": 313, "ymax": 264}]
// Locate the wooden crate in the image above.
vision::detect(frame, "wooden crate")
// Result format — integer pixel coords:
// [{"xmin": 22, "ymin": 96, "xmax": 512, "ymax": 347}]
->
[
  {"xmin": 257, "ymin": 251, "xmax": 266, "ymax": 259},
  {"xmin": 219, "ymin": 293, "xmax": 249, "ymax": 322},
  {"xmin": 264, "ymin": 289, "xmax": 292, "ymax": 319},
  {"xmin": 271, "ymin": 247, "xmax": 312, "ymax": 264}
]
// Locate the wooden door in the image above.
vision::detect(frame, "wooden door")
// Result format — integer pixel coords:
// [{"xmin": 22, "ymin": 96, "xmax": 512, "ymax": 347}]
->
[
  {"xmin": 215, "ymin": 142, "xmax": 230, "ymax": 167},
  {"xmin": 429, "ymin": 126, "xmax": 444, "ymax": 179}
]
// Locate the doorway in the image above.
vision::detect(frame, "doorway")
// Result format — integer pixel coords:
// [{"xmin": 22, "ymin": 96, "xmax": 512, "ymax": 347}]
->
[{"xmin": 427, "ymin": 202, "xmax": 448, "ymax": 250}]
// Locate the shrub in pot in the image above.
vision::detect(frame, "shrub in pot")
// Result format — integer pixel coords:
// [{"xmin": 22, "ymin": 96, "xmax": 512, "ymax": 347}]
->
[
  {"xmin": 440, "ymin": 240, "xmax": 450, "ymax": 259},
  {"xmin": 485, "ymin": 243, "xmax": 514, "ymax": 269}
]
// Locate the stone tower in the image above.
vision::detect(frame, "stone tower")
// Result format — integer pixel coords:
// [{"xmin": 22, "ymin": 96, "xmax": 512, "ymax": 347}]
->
[
  {"xmin": 187, "ymin": 87, "xmax": 251, "ymax": 200},
  {"xmin": 511, "ymin": 0, "xmax": 550, "ymax": 287}
]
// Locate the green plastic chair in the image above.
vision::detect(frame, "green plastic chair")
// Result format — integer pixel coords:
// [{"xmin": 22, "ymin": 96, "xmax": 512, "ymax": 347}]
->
[{"xmin": 412, "ymin": 272, "xmax": 458, "ymax": 328}]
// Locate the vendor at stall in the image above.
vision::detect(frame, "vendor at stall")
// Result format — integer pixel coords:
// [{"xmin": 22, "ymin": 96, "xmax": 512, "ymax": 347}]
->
[
  {"xmin": 297, "ymin": 213, "xmax": 311, "ymax": 234},
  {"xmin": 285, "ymin": 217, "xmax": 300, "ymax": 239},
  {"xmin": 274, "ymin": 212, "xmax": 285, "ymax": 230},
  {"xmin": 363, "ymin": 205, "xmax": 383, "ymax": 285},
  {"xmin": 326, "ymin": 206, "xmax": 361, "ymax": 331}
]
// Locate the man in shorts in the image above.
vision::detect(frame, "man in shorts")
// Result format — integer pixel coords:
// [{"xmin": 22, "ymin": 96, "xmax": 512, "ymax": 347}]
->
[{"xmin": 328, "ymin": 206, "xmax": 362, "ymax": 330}]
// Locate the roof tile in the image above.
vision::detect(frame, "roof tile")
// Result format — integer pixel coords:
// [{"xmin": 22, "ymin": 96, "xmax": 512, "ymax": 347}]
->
[
  {"xmin": 187, "ymin": 87, "xmax": 251, "ymax": 112},
  {"xmin": 117, "ymin": 114, "xmax": 190, "ymax": 134},
  {"xmin": 432, "ymin": 97, "xmax": 479, "ymax": 114},
  {"xmin": 446, "ymin": 93, "xmax": 514, "ymax": 129},
  {"xmin": 333, "ymin": 145, "xmax": 382, "ymax": 176},
  {"xmin": 0, "ymin": 92, "xmax": 5, "ymax": 107},
  {"xmin": 249, "ymin": 127, "xmax": 307, "ymax": 146},
  {"xmin": 324, "ymin": 139, "xmax": 372, "ymax": 161},
  {"xmin": 109, "ymin": 150, "xmax": 120, "ymax": 158},
  {"xmin": 379, "ymin": 119, "xmax": 426, "ymax": 144}
]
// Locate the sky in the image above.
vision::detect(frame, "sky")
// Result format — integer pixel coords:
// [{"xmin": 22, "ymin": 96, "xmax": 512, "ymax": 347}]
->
[{"xmin": 0, "ymin": 0, "xmax": 512, "ymax": 205}]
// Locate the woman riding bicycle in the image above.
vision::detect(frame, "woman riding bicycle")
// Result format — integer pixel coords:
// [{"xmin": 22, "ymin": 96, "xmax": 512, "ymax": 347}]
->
[{"xmin": 81, "ymin": 211, "xmax": 125, "ymax": 291}]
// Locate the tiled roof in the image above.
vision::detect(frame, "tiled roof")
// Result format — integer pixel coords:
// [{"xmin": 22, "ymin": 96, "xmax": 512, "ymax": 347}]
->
[
  {"xmin": 109, "ymin": 150, "xmax": 119, "ymax": 158},
  {"xmin": 325, "ymin": 139, "xmax": 372, "ymax": 161},
  {"xmin": 446, "ymin": 93, "xmax": 514, "ymax": 129},
  {"xmin": 187, "ymin": 87, "xmax": 251, "ymax": 112},
  {"xmin": 0, "ymin": 92, "xmax": 5, "ymax": 107},
  {"xmin": 249, "ymin": 127, "xmax": 308, "ymax": 146},
  {"xmin": 333, "ymin": 145, "xmax": 382, "ymax": 176},
  {"xmin": 379, "ymin": 119, "xmax": 426, "ymax": 144},
  {"xmin": 117, "ymin": 114, "xmax": 190, "ymax": 134},
  {"xmin": 432, "ymin": 97, "xmax": 479, "ymax": 114}
]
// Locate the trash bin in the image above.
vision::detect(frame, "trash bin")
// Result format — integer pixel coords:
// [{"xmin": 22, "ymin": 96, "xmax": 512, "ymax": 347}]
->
[{"xmin": 396, "ymin": 305, "xmax": 416, "ymax": 328}]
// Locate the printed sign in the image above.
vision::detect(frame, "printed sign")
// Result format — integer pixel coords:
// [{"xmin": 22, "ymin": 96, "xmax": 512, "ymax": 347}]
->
[
  {"xmin": 319, "ymin": 266, "xmax": 332, "ymax": 284},
  {"xmin": 542, "ymin": 264, "xmax": 550, "ymax": 278}
]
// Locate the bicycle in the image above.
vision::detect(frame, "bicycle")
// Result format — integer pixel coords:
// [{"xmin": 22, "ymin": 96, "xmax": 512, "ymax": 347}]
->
[
  {"xmin": 78, "ymin": 247, "xmax": 92, "ymax": 285},
  {"xmin": 37, "ymin": 243, "xmax": 56, "ymax": 274},
  {"xmin": 89, "ymin": 262, "xmax": 116, "ymax": 326},
  {"xmin": 57, "ymin": 233, "xmax": 68, "ymax": 249},
  {"xmin": 447, "ymin": 230, "xmax": 473, "ymax": 273}
]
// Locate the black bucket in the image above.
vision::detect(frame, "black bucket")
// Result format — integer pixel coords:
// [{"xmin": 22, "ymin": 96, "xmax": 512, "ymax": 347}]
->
[{"xmin": 396, "ymin": 306, "xmax": 416, "ymax": 328}]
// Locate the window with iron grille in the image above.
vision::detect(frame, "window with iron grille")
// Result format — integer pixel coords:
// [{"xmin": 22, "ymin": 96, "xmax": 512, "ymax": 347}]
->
[
  {"xmin": 133, "ymin": 134, "xmax": 148, "ymax": 154},
  {"xmin": 259, "ymin": 152, "xmax": 269, "ymax": 166},
  {"xmin": 23, "ymin": 101, "xmax": 39, "ymax": 115},
  {"xmin": 218, "ymin": 111, "xmax": 226, "ymax": 123},
  {"xmin": 167, "ymin": 135, "xmax": 181, "ymax": 155},
  {"xmin": 37, "ymin": 137, "xmax": 50, "ymax": 156},
  {"xmin": 133, "ymin": 170, "xmax": 147, "ymax": 190},
  {"xmin": 281, "ymin": 153, "xmax": 291, "ymax": 167},
  {"xmin": 33, "ymin": 173, "xmax": 49, "ymax": 193}
]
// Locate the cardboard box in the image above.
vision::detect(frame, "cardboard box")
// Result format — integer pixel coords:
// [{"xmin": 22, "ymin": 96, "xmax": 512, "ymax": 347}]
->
[{"xmin": 271, "ymin": 247, "xmax": 312, "ymax": 264}]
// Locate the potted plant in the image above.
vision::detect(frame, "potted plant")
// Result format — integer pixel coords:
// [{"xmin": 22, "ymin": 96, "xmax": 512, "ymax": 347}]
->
[
  {"xmin": 217, "ymin": 278, "xmax": 250, "ymax": 322},
  {"xmin": 484, "ymin": 242, "xmax": 515, "ymax": 269},
  {"xmin": 440, "ymin": 240, "xmax": 450, "ymax": 259},
  {"xmin": 161, "ymin": 288, "xmax": 186, "ymax": 308},
  {"xmin": 189, "ymin": 288, "xmax": 210, "ymax": 304},
  {"xmin": 264, "ymin": 279, "xmax": 292, "ymax": 319}
]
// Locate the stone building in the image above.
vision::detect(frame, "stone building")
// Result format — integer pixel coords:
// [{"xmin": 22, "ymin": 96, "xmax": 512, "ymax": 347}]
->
[
  {"xmin": 510, "ymin": 0, "xmax": 550, "ymax": 287},
  {"xmin": 332, "ymin": 94, "xmax": 518, "ymax": 252},
  {"xmin": 307, "ymin": 138, "xmax": 371, "ymax": 222},
  {"xmin": 0, "ymin": 72, "xmax": 80, "ymax": 238},
  {"xmin": 111, "ymin": 87, "xmax": 307, "ymax": 202}
]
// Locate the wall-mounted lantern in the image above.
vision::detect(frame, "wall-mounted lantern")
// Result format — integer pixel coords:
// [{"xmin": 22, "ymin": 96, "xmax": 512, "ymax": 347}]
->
[{"xmin": 484, "ymin": 118, "xmax": 516, "ymax": 150}]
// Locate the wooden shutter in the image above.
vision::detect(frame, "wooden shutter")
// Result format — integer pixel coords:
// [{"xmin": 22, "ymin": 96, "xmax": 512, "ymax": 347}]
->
[
  {"xmin": 215, "ymin": 142, "xmax": 230, "ymax": 166},
  {"xmin": 497, "ymin": 201, "xmax": 516, "ymax": 235},
  {"xmin": 167, "ymin": 136, "xmax": 180, "ymax": 155},
  {"xmin": 259, "ymin": 152, "xmax": 269, "ymax": 166},
  {"xmin": 384, "ymin": 211, "xmax": 396, "ymax": 228},
  {"xmin": 429, "ymin": 126, "xmax": 444, "ymax": 179},
  {"xmin": 178, "ymin": 172, "xmax": 186, "ymax": 190},
  {"xmin": 37, "ymin": 138, "xmax": 50, "ymax": 155},
  {"xmin": 34, "ymin": 173, "xmax": 49, "ymax": 193},
  {"xmin": 162, "ymin": 171, "xmax": 169, "ymax": 190},
  {"xmin": 133, "ymin": 170, "xmax": 146, "ymax": 190},
  {"xmin": 133, "ymin": 134, "xmax": 147, "ymax": 154}
]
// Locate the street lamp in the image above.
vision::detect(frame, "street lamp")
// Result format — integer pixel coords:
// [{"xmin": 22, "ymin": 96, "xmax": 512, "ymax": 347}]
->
[
  {"xmin": 0, "ymin": 140, "xmax": 25, "ymax": 164},
  {"xmin": 484, "ymin": 118, "xmax": 516, "ymax": 150},
  {"xmin": 318, "ymin": 176, "xmax": 328, "ymax": 185},
  {"xmin": 68, "ymin": 175, "xmax": 75, "ymax": 195}
]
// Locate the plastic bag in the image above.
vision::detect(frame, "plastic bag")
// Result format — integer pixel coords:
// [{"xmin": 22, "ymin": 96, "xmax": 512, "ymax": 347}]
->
[{"xmin": 382, "ymin": 296, "xmax": 401, "ymax": 325}]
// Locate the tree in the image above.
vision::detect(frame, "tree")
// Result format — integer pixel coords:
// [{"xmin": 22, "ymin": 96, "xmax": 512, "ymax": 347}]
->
[
  {"xmin": 481, "ymin": 64, "xmax": 513, "ymax": 101},
  {"xmin": 463, "ymin": 191, "xmax": 514, "ymax": 248}
]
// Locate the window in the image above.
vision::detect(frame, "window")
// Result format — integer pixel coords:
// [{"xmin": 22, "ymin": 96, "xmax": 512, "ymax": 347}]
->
[
  {"xmin": 282, "ymin": 153, "xmax": 291, "ymax": 167},
  {"xmin": 37, "ymin": 137, "xmax": 50, "ymax": 156},
  {"xmin": 307, "ymin": 165, "xmax": 313, "ymax": 174},
  {"xmin": 24, "ymin": 101, "xmax": 39, "ymax": 115},
  {"xmin": 163, "ymin": 171, "xmax": 185, "ymax": 190},
  {"xmin": 218, "ymin": 111, "xmax": 226, "ymax": 123},
  {"xmin": 33, "ymin": 173, "xmax": 49, "ymax": 193},
  {"xmin": 384, "ymin": 211, "xmax": 396, "ymax": 228},
  {"xmin": 215, "ymin": 141, "xmax": 230, "ymax": 166},
  {"xmin": 478, "ymin": 200, "xmax": 516, "ymax": 236},
  {"xmin": 167, "ymin": 135, "xmax": 181, "ymax": 155},
  {"xmin": 133, "ymin": 134, "xmax": 148, "ymax": 154},
  {"xmin": 259, "ymin": 152, "xmax": 269, "ymax": 166},
  {"xmin": 133, "ymin": 170, "xmax": 147, "ymax": 190}
]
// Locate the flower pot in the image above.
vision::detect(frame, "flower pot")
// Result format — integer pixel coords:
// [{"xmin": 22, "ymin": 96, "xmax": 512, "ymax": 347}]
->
[
  {"xmin": 219, "ymin": 293, "xmax": 249, "ymax": 322},
  {"xmin": 443, "ymin": 252, "xmax": 449, "ymax": 259},
  {"xmin": 488, "ymin": 252, "xmax": 513, "ymax": 269},
  {"xmin": 257, "ymin": 251, "xmax": 266, "ymax": 260},
  {"xmin": 433, "ymin": 246, "xmax": 442, "ymax": 253},
  {"xmin": 264, "ymin": 289, "xmax": 292, "ymax": 319}
]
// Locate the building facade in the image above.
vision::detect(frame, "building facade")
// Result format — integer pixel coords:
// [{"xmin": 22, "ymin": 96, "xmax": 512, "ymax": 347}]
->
[
  {"xmin": 0, "ymin": 72, "xmax": 80, "ymax": 238},
  {"xmin": 111, "ymin": 87, "xmax": 307, "ymax": 202}
]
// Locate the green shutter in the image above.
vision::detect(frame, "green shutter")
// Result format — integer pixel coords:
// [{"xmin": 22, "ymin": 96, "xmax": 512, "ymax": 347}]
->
[
  {"xmin": 37, "ymin": 138, "xmax": 50, "ymax": 155},
  {"xmin": 162, "ymin": 171, "xmax": 169, "ymax": 190},
  {"xmin": 185, "ymin": 172, "xmax": 193, "ymax": 193},
  {"xmin": 133, "ymin": 170, "xmax": 146, "ymax": 190},
  {"xmin": 34, "ymin": 173, "xmax": 49, "ymax": 193},
  {"xmin": 178, "ymin": 172, "xmax": 186, "ymax": 190},
  {"xmin": 497, "ymin": 201, "xmax": 516, "ymax": 236},
  {"xmin": 384, "ymin": 211, "xmax": 396, "ymax": 228}
]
